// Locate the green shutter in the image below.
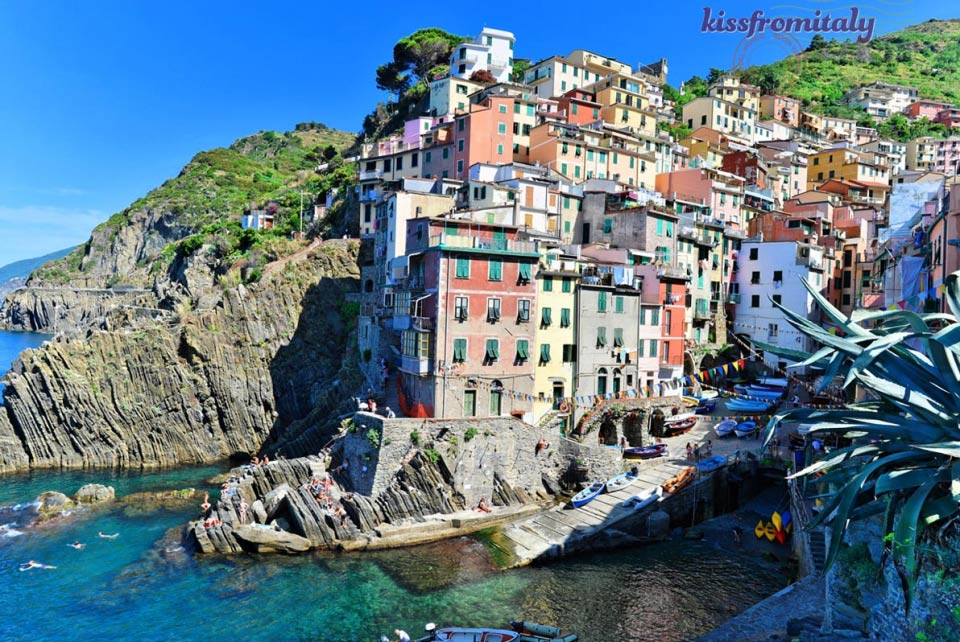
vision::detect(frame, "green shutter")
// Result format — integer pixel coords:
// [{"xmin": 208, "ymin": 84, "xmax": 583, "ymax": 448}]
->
[
  {"xmin": 540, "ymin": 344, "xmax": 551, "ymax": 363},
  {"xmin": 456, "ymin": 257, "xmax": 469, "ymax": 278},
  {"xmin": 562, "ymin": 278, "xmax": 571, "ymax": 293},
  {"xmin": 638, "ymin": 342, "xmax": 644, "ymax": 357},
  {"xmin": 650, "ymin": 339, "xmax": 657, "ymax": 356},
  {"xmin": 543, "ymin": 276, "xmax": 553, "ymax": 291},
  {"xmin": 657, "ymin": 219, "xmax": 663, "ymax": 235},
  {"xmin": 639, "ymin": 308, "xmax": 646, "ymax": 324},
  {"xmin": 597, "ymin": 327, "xmax": 607, "ymax": 347},
  {"xmin": 517, "ymin": 339, "xmax": 529, "ymax": 360},
  {"xmin": 486, "ymin": 339, "xmax": 499, "ymax": 360},
  {"xmin": 519, "ymin": 263, "xmax": 531, "ymax": 282},
  {"xmin": 615, "ymin": 296, "xmax": 624, "ymax": 313},
  {"xmin": 489, "ymin": 260, "xmax": 502, "ymax": 281},
  {"xmin": 614, "ymin": 328, "xmax": 624, "ymax": 347},
  {"xmin": 603, "ymin": 218, "xmax": 612, "ymax": 233},
  {"xmin": 651, "ymin": 308, "xmax": 660, "ymax": 325},
  {"xmin": 560, "ymin": 308, "xmax": 570, "ymax": 327},
  {"xmin": 598, "ymin": 291, "xmax": 607, "ymax": 312},
  {"xmin": 541, "ymin": 307, "xmax": 553, "ymax": 326},
  {"xmin": 453, "ymin": 338, "xmax": 467, "ymax": 362}
]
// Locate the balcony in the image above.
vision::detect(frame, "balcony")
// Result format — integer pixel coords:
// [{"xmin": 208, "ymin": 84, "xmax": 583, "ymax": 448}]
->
[
  {"xmin": 359, "ymin": 169, "xmax": 383, "ymax": 182},
  {"xmin": 657, "ymin": 265, "xmax": 690, "ymax": 281},
  {"xmin": 429, "ymin": 233, "xmax": 537, "ymax": 255},
  {"xmin": 725, "ymin": 293, "xmax": 741, "ymax": 304},
  {"xmin": 401, "ymin": 354, "xmax": 434, "ymax": 376},
  {"xmin": 694, "ymin": 299, "xmax": 711, "ymax": 320},
  {"xmin": 360, "ymin": 188, "xmax": 379, "ymax": 202},
  {"xmin": 412, "ymin": 316, "xmax": 435, "ymax": 332}
]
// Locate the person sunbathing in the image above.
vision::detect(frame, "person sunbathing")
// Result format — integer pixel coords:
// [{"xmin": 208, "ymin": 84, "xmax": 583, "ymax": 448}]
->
[{"xmin": 475, "ymin": 497, "xmax": 492, "ymax": 513}]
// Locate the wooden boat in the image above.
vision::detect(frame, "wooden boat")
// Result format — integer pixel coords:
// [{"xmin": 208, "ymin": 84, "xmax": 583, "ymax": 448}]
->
[
  {"xmin": 697, "ymin": 389, "xmax": 719, "ymax": 400},
  {"xmin": 420, "ymin": 621, "xmax": 578, "ymax": 642},
  {"xmin": 623, "ymin": 444, "xmax": 666, "ymax": 459},
  {"xmin": 695, "ymin": 399, "xmax": 717, "ymax": 414},
  {"xmin": 570, "ymin": 481, "xmax": 605, "ymax": 508},
  {"xmin": 755, "ymin": 520, "xmax": 765, "ymax": 539},
  {"xmin": 764, "ymin": 521, "xmax": 777, "ymax": 541},
  {"xmin": 621, "ymin": 485, "xmax": 664, "ymax": 509},
  {"xmin": 662, "ymin": 467, "xmax": 696, "ymax": 494},
  {"xmin": 696, "ymin": 455, "xmax": 728, "ymax": 473},
  {"xmin": 734, "ymin": 421, "xmax": 757, "ymax": 438},
  {"xmin": 665, "ymin": 411, "xmax": 697, "ymax": 424},
  {"xmin": 604, "ymin": 469, "xmax": 638, "ymax": 493},
  {"xmin": 681, "ymin": 396, "xmax": 700, "ymax": 407},
  {"xmin": 727, "ymin": 399, "xmax": 773, "ymax": 412},
  {"xmin": 663, "ymin": 418, "xmax": 697, "ymax": 436},
  {"xmin": 715, "ymin": 419, "xmax": 738, "ymax": 438}
]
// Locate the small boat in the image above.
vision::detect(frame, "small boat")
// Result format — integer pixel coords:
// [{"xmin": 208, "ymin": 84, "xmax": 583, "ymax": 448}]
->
[
  {"xmin": 696, "ymin": 455, "xmax": 728, "ymax": 473},
  {"xmin": 421, "ymin": 621, "xmax": 578, "ymax": 642},
  {"xmin": 571, "ymin": 482, "xmax": 605, "ymax": 508},
  {"xmin": 696, "ymin": 389, "xmax": 719, "ymax": 400},
  {"xmin": 758, "ymin": 377, "xmax": 789, "ymax": 388},
  {"xmin": 664, "ymin": 411, "xmax": 697, "ymax": 424},
  {"xmin": 735, "ymin": 421, "xmax": 757, "ymax": 438},
  {"xmin": 604, "ymin": 469, "xmax": 639, "ymax": 493},
  {"xmin": 726, "ymin": 399, "xmax": 773, "ymax": 412},
  {"xmin": 662, "ymin": 467, "xmax": 696, "ymax": 494},
  {"xmin": 623, "ymin": 444, "xmax": 667, "ymax": 459},
  {"xmin": 621, "ymin": 485, "xmax": 664, "ymax": 510},
  {"xmin": 755, "ymin": 520, "xmax": 765, "ymax": 539},
  {"xmin": 715, "ymin": 419, "xmax": 738, "ymax": 438},
  {"xmin": 782, "ymin": 511, "xmax": 792, "ymax": 533},
  {"xmin": 663, "ymin": 418, "xmax": 697, "ymax": 436},
  {"xmin": 681, "ymin": 396, "xmax": 700, "ymax": 407},
  {"xmin": 764, "ymin": 521, "xmax": 777, "ymax": 541},
  {"xmin": 695, "ymin": 399, "xmax": 717, "ymax": 414}
]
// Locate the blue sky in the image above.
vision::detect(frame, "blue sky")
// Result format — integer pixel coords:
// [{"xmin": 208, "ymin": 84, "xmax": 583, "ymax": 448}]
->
[{"xmin": 0, "ymin": 0, "xmax": 953, "ymax": 265}]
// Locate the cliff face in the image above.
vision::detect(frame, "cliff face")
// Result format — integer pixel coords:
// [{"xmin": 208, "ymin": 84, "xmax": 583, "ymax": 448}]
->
[{"xmin": 0, "ymin": 240, "xmax": 363, "ymax": 473}]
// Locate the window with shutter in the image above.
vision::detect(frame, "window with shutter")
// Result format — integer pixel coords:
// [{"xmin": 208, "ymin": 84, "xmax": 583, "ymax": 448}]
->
[
  {"xmin": 597, "ymin": 327, "xmax": 607, "ymax": 347},
  {"xmin": 453, "ymin": 339, "xmax": 467, "ymax": 362},
  {"xmin": 489, "ymin": 260, "xmax": 502, "ymax": 281},
  {"xmin": 485, "ymin": 339, "xmax": 499, "ymax": 362},
  {"xmin": 541, "ymin": 307, "xmax": 552, "ymax": 326},
  {"xmin": 516, "ymin": 339, "xmax": 529, "ymax": 361},
  {"xmin": 614, "ymin": 328, "xmax": 624, "ymax": 347},
  {"xmin": 539, "ymin": 344, "xmax": 551, "ymax": 364},
  {"xmin": 598, "ymin": 291, "xmax": 607, "ymax": 312},
  {"xmin": 615, "ymin": 296, "xmax": 624, "ymax": 313},
  {"xmin": 456, "ymin": 257, "xmax": 469, "ymax": 278},
  {"xmin": 560, "ymin": 308, "xmax": 570, "ymax": 327},
  {"xmin": 518, "ymin": 263, "xmax": 531, "ymax": 283}
]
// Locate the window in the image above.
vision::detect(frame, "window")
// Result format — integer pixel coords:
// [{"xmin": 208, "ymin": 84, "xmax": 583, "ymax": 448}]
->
[
  {"xmin": 497, "ymin": 144, "xmax": 504, "ymax": 155},
  {"xmin": 425, "ymin": 151, "xmax": 432, "ymax": 163},
  {"xmin": 649, "ymin": 339, "xmax": 657, "ymax": 357},
  {"xmin": 613, "ymin": 328, "xmax": 624, "ymax": 347},
  {"xmin": 597, "ymin": 326, "xmax": 607, "ymax": 348},
  {"xmin": 456, "ymin": 257, "xmax": 470, "ymax": 278},
  {"xmin": 442, "ymin": 148, "xmax": 449, "ymax": 159},
  {"xmin": 572, "ymin": 104, "xmax": 579, "ymax": 115},
  {"xmin": 773, "ymin": 270, "xmax": 783, "ymax": 282},
  {"xmin": 603, "ymin": 218, "xmax": 613, "ymax": 233},
  {"xmin": 517, "ymin": 299, "xmax": 531, "ymax": 322},
  {"xmin": 768, "ymin": 323, "xmax": 779, "ymax": 338},
  {"xmin": 453, "ymin": 338, "xmax": 467, "ymax": 362},
  {"xmin": 657, "ymin": 219, "xmax": 663, "ymax": 235},
  {"xmin": 455, "ymin": 296, "xmax": 469, "ymax": 321},
  {"xmin": 615, "ymin": 296, "xmax": 624, "ymax": 313},
  {"xmin": 488, "ymin": 259, "xmax": 502, "ymax": 281},
  {"xmin": 484, "ymin": 339, "xmax": 499, "ymax": 363},
  {"xmin": 457, "ymin": 139, "xmax": 464, "ymax": 152},
  {"xmin": 489, "ymin": 383, "xmax": 502, "ymax": 415},
  {"xmin": 751, "ymin": 295, "xmax": 760, "ymax": 307},
  {"xmin": 411, "ymin": 153, "xmax": 418, "ymax": 167},
  {"xmin": 598, "ymin": 291, "xmax": 608, "ymax": 312},
  {"xmin": 498, "ymin": 104, "xmax": 507, "ymax": 113},
  {"xmin": 560, "ymin": 308, "xmax": 571, "ymax": 327},
  {"xmin": 541, "ymin": 307, "xmax": 553, "ymax": 326},
  {"xmin": 516, "ymin": 339, "xmax": 529, "ymax": 362},
  {"xmin": 638, "ymin": 341, "xmax": 644, "ymax": 357},
  {"xmin": 539, "ymin": 344, "xmax": 551, "ymax": 364},
  {"xmin": 650, "ymin": 308, "xmax": 660, "ymax": 325},
  {"xmin": 666, "ymin": 221, "xmax": 673, "ymax": 238},
  {"xmin": 662, "ymin": 341, "xmax": 670, "ymax": 364},
  {"xmin": 457, "ymin": 119, "xmax": 465, "ymax": 132},
  {"xmin": 772, "ymin": 294, "xmax": 782, "ymax": 306},
  {"xmin": 542, "ymin": 276, "xmax": 553, "ymax": 291},
  {"xmin": 457, "ymin": 160, "xmax": 464, "ymax": 174},
  {"xmin": 562, "ymin": 278, "xmax": 571, "ymax": 293},
  {"xmin": 562, "ymin": 344, "xmax": 576, "ymax": 362},
  {"xmin": 498, "ymin": 123, "xmax": 506, "ymax": 134},
  {"xmin": 749, "ymin": 247, "xmax": 758, "ymax": 260},
  {"xmin": 464, "ymin": 390, "xmax": 476, "ymax": 416},
  {"xmin": 597, "ymin": 368, "xmax": 607, "ymax": 395},
  {"xmin": 518, "ymin": 263, "xmax": 531, "ymax": 284},
  {"xmin": 751, "ymin": 271, "xmax": 760, "ymax": 284},
  {"xmin": 487, "ymin": 298, "xmax": 501, "ymax": 322},
  {"xmin": 396, "ymin": 157, "xmax": 403, "ymax": 171}
]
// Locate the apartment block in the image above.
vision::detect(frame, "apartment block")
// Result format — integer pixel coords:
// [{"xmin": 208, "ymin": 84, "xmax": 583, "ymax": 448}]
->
[{"xmin": 449, "ymin": 28, "xmax": 516, "ymax": 84}]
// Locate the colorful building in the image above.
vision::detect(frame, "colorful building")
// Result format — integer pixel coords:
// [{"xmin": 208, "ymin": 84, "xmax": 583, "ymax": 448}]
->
[{"xmin": 449, "ymin": 28, "xmax": 516, "ymax": 84}]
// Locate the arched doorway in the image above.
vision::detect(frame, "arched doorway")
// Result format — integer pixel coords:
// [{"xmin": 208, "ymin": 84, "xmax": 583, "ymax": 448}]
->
[
  {"xmin": 612, "ymin": 368, "xmax": 622, "ymax": 395},
  {"xmin": 598, "ymin": 412, "xmax": 618, "ymax": 445},
  {"xmin": 597, "ymin": 368, "xmax": 608, "ymax": 395},
  {"xmin": 489, "ymin": 380, "xmax": 503, "ymax": 416},
  {"xmin": 650, "ymin": 408, "xmax": 665, "ymax": 438},
  {"xmin": 623, "ymin": 410, "xmax": 646, "ymax": 446}
]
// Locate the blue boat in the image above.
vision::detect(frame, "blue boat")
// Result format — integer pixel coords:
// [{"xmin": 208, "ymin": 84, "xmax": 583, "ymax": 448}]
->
[
  {"xmin": 735, "ymin": 421, "xmax": 757, "ymax": 438},
  {"xmin": 604, "ymin": 469, "xmax": 639, "ymax": 493},
  {"xmin": 727, "ymin": 399, "xmax": 773, "ymax": 412},
  {"xmin": 714, "ymin": 419, "xmax": 738, "ymax": 438},
  {"xmin": 696, "ymin": 455, "xmax": 728, "ymax": 473},
  {"xmin": 571, "ymin": 481, "xmax": 605, "ymax": 508},
  {"xmin": 695, "ymin": 399, "xmax": 717, "ymax": 414},
  {"xmin": 733, "ymin": 385, "xmax": 783, "ymax": 400},
  {"xmin": 624, "ymin": 444, "xmax": 666, "ymax": 459}
]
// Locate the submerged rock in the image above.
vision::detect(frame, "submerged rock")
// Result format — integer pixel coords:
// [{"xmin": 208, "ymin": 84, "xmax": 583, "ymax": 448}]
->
[{"xmin": 35, "ymin": 491, "xmax": 75, "ymax": 521}]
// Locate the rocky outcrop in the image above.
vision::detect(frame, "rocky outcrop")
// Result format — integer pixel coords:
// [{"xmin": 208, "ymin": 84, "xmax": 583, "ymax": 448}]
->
[
  {"xmin": 74, "ymin": 483, "xmax": 115, "ymax": 504},
  {"xmin": 0, "ymin": 240, "xmax": 364, "ymax": 473},
  {"xmin": 1, "ymin": 287, "xmax": 157, "ymax": 333}
]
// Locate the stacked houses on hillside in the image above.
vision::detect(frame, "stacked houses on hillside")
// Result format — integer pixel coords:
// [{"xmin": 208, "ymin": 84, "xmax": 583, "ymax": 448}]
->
[{"xmin": 349, "ymin": 27, "xmax": 960, "ymax": 431}]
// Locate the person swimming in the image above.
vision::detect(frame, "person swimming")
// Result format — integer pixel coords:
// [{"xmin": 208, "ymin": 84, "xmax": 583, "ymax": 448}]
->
[
  {"xmin": 98, "ymin": 531, "xmax": 119, "ymax": 539},
  {"xmin": 19, "ymin": 560, "xmax": 56, "ymax": 571},
  {"xmin": 68, "ymin": 541, "xmax": 86, "ymax": 550}
]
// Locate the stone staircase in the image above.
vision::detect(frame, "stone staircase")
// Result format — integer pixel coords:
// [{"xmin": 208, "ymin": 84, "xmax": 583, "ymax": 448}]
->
[
  {"xmin": 809, "ymin": 528, "xmax": 827, "ymax": 572},
  {"xmin": 383, "ymin": 370, "xmax": 401, "ymax": 416}
]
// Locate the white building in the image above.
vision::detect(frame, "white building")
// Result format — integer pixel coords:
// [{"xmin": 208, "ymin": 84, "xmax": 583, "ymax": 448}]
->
[
  {"xmin": 449, "ymin": 28, "xmax": 515, "ymax": 84},
  {"xmin": 844, "ymin": 82, "xmax": 919, "ymax": 119},
  {"xmin": 734, "ymin": 240, "xmax": 824, "ymax": 374}
]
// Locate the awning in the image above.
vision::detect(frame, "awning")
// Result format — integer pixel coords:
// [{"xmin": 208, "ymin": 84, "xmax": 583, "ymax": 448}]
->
[
  {"xmin": 541, "ymin": 307, "xmax": 553, "ymax": 325},
  {"xmin": 517, "ymin": 340, "xmax": 529, "ymax": 360},
  {"xmin": 540, "ymin": 344, "xmax": 551, "ymax": 363}
]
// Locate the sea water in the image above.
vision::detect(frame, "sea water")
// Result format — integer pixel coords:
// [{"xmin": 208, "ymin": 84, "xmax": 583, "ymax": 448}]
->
[{"xmin": 0, "ymin": 330, "xmax": 788, "ymax": 641}]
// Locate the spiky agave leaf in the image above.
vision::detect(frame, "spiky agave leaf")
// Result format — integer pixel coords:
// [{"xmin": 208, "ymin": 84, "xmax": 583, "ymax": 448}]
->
[{"xmin": 752, "ymin": 271, "xmax": 960, "ymax": 608}]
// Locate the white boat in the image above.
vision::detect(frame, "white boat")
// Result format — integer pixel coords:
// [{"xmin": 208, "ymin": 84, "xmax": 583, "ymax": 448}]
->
[
  {"xmin": 604, "ymin": 469, "xmax": 639, "ymax": 493},
  {"xmin": 758, "ymin": 377, "xmax": 789, "ymax": 388},
  {"xmin": 664, "ymin": 411, "xmax": 696, "ymax": 424},
  {"xmin": 696, "ymin": 390, "xmax": 719, "ymax": 400},
  {"xmin": 715, "ymin": 419, "xmax": 738, "ymax": 438},
  {"xmin": 621, "ymin": 485, "xmax": 664, "ymax": 510}
]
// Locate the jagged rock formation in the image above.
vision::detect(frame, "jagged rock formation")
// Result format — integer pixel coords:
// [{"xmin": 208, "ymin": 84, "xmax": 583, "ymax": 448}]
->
[{"xmin": 0, "ymin": 240, "xmax": 364, "ymax": 473}]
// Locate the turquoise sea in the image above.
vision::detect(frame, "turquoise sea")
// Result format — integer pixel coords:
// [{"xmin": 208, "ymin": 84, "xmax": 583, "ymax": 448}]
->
[{"xmin": 0, "ymin": 330, "xmax": 788, "ymax": 641}]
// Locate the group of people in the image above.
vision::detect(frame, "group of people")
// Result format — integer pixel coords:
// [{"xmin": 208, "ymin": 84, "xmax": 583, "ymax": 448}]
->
[
  {"xmin": 685, "ymin": 439, "xmax": 713, "ymax": 461},
  {"xmin": 21, "ymin": 531, "xmax": 119, "ymax": 571}
]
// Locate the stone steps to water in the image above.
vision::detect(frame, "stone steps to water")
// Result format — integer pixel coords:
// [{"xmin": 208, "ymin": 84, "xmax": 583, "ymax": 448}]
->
[{"xmin": 809, "ymin": 529, "xmax": 826, "ymax": 572}]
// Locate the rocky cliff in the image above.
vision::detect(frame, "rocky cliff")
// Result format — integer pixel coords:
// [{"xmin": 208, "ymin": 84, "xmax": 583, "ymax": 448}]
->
[{"xmin": 0, "ymin": 240, "xmax": 364, "ymax": 473}]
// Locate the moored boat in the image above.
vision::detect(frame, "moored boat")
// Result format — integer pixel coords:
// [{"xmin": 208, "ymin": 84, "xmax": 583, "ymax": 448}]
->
[
  {"xmin": 621, "ymin": 485, "xmax": 664, "ymax": 509},
  {"xmin": 663, "ymin": 418, "xmax": 697, "ymax": 436},
  {"xmin": 696, "ymin": 455, "xmax": 728, "ymax": 473},
  {"xmin": 662, "ymin": 467, "xmax": 696, "ymax": 494},
  {"xmin": 623, "ymin": 444, "xmax": 666, "ymax": 460},
  {"xmin": 681, "ymin": 396, "xmax": 700, "ymax": 407},
  {"xmin": 758, "ymin": 377, "xmax": 789, "ymax": 388},
  {"xmin": 570, "ymin": 481, "xmax": 605, "ymax": 508},
  {"xmin": 727, "ymin": 399, "xmax": 772, "ymax": 412},
  {"xmin": 696, "ymin": 389, "xmax": 719, "ymax": 400},
  {"xmin": 414, "ymin": 621, "xmax": 578, "ymax": 642},
  {"xmin": 714, "ymin": 419, "xmax": 738, "ymax": 438},
  {"xmin": 604, "ymin": 468, "xmax": 639, "ymax": 493},
  {"xmin": 695, "ymin": 399, "xmax": 717, "ymax": 414},
  {"xmin": 665, "ymin": 411, "xmax": 696, "ymax": 424},
  {"xmin": 734, "ymin": 421, "xmax": 757, "ymax": 438}
]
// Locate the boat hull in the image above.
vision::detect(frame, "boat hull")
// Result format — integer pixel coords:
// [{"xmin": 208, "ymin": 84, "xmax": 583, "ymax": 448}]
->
[
  {"xmin": 571, "ymin": 482, "xmax": 605, "ymax": 508},
  {"xmin": 623, "ymin": 444, "xmax": 666, "ymax": 459},
  {"xmin": 604, "ymin": 472, "xmax": 638, "ymax": 493}
]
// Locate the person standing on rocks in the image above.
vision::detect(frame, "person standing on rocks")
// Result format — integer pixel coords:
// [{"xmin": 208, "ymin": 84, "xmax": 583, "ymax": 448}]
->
[{"xmin": 239, "ymin": 500, "xmax": 249, "ymax": 525}]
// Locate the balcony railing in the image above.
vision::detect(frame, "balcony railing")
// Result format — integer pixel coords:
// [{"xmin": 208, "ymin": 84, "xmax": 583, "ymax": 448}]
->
[
  {"xmin": 359, "ymin": 169, "xmax": 383, "ymax": 181},
  {"xmin": 429, "ymin": 233, "xmax": 537, "ymax": 254},
  {"xmin": 412, "ymin": 316, "xmax": 435, "ymax": 332},
  {"xmin": 401, "ymin": 354, "xmax": 434, "ymax": 376},
  {"xmin": 657, "ymin": 265, "xmax": 690, "ymax": 281}
]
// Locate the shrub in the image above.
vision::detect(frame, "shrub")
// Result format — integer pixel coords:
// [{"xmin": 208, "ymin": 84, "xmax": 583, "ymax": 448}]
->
[
  {"xmin": 366, "ymin": 428, "xmax": 380, "ymax": 449},
  {"xmin": 410, "ymin": 430, "xmax": 421, "ymax": 446},
  {"xmin": 464, "ymin": 427, "xmax": 478, "ymax": 442},
  {"xmin": 424, "ymin": 448, "xmax": 441, "ymax": 464}
]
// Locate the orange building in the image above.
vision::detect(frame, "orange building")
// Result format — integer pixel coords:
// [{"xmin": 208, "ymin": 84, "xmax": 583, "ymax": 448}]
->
[{"xmin": 453, "ymin": 95, "xmax": 516, "ymax": 179}]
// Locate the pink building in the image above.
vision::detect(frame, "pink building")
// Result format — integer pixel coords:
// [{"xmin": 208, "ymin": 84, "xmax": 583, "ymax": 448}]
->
[
  {"xmin": 935, "ymin": 108, "xmax": 960, "ymax": 129},
  {"xmin": 905, "ymin": 100, "xmax": 954, "ymax": 121},
  {"xmin": 655, "ymin": 167, "xmax": 745, "ymax": 228}
]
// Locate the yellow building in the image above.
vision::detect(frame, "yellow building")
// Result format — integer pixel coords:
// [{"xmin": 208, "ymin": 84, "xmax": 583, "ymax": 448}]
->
[
  {"xmin": 532, "ymin": 254, "xmax": 581, "ymax": 423},
  {"xmin": 807, "ymin": 148, "xmax": 891, "ymax": 200},
  {"xmin": 587, "ymin": 73, "xmax": 658, "ymax": 135},
  {"xmin": 708, "ymin": 75, "xmax": 760, "ymax": 113}
]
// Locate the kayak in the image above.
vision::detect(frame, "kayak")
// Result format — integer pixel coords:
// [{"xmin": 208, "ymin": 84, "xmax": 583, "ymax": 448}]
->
[
  {"xmin": 765, "ymin": 522, "xmax": 777, "ymax": 541},
  {"xmin": 755, "ymin": 520, "xmax": 765, "ymax": 539},
  {"xmin": 571, "ymin": 481, "xmax": 605, "ymax": 508},
  {"xmin": 715, "ymin": 419, "xmax": 738, "ymax": 438}
]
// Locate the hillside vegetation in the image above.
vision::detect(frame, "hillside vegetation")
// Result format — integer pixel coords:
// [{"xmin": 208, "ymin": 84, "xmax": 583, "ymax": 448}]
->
[{"xmin": 30, "ymin": 124, "xmax": 358, "ymax": 286}]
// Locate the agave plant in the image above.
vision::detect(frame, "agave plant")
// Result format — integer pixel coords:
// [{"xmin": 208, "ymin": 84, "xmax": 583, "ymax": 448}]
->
[{"xmin": 752, "ymin": 272, "xmax": 960, "ymax": 608}]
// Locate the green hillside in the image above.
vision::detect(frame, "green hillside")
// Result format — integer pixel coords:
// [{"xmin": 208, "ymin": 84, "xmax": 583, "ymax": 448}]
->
[
  {"xmin": 0, "ymin": 246, "xmax": 76, "ymax": 284},
  {"xmin": 739, "ymin": 19, "xmax": 960, "ymax": 111}
]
